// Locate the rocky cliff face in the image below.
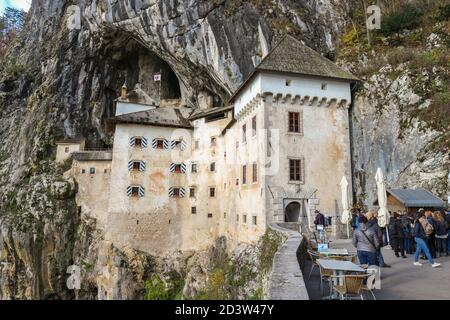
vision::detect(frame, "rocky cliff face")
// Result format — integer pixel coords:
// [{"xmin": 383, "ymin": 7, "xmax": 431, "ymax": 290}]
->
[{"xmin": 0, "ymin": 0, "xmax": 448, "ymax": 299}]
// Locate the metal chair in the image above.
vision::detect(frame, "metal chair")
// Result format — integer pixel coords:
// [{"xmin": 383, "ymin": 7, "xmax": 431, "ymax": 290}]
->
[
  {"xmin": 306, "ymin": 249, "xmax": 321, "ymax": 281},
  {"xmin": 318, "ymin": 264, "xmax": 333, "ymax": 297},
  {"xmin": 361, "ymin": 273, "xmax": 377, "ymax": 300},
  {"xmin": 332, "ymin": 274, "xmax": 368, "ymax": 300}
]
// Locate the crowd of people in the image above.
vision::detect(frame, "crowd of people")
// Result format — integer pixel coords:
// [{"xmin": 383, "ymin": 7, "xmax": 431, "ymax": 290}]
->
[{"xmin": 350, "ymin": 208, "xmax": 450, "ymax": 268}]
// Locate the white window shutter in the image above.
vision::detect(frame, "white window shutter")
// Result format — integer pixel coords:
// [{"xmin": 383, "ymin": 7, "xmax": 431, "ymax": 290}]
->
[
  {"xmin": 139, "ymin": 160, "xmax": 146, "ymax": 172},
  {"xmin": 181, "ymin": 140, "xmax": 187, "ymax": 151},
  {"xmin": 181, "ymin": 163, "xmax": 186, "ymax": 173},
  {"xmin": 169, "ymin": 187, "xmax": 174, "ymax": 197},
  {"xmin": 152, "ymin": 138, "xmax": 157, "ymax": 149},
  {"xmin": 180, "ymin": 188, "xmax": 185, "ymax": 198},
  {"xmin": 128, "ymin": 160, "xmax": 133, "ymax": 171},
  {"xmin": 138, "ymin": 186, "xmax": 145, "ymax": 197},
  {"xmin": 170, "ymin": 163, "xmax": 175, "ymax": 173},
  {"xmin": 129, "ymin": 137, "xmax": 136, "ymax": 147},
  {"xmin": 170, "ymin": 140, "xmax": 176, "ymax": 149},
  {"xmin": 163, "ymin": 139, "xmax": 169, "ymax": 149},
  {"xmin": 142, "ymin": 137, "xmax": 148, "ymax": 148},
  {"xmin": 126, "ymin": 186, "xmax": 132, "ymax": 197}
]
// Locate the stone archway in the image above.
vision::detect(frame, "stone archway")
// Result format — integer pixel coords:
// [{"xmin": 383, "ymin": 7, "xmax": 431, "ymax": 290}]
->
[{"xmin": 285, "ymin": 201, "xmax": 301, "ymax": 222}]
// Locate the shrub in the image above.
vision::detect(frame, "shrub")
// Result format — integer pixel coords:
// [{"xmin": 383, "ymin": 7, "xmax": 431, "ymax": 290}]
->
[
  {"xmin": 379, "ymin": 5, "xmax": 424, "ymax": 41},
  {"xmin": 436, "ymin": 4, "xmax": 450, "ymax": 21},
  {"xmin": 144, "ymin": 274, "xmax": 169, "ymax": 300}
]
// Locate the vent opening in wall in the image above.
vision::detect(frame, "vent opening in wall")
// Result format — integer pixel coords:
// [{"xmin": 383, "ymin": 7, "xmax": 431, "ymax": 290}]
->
[
  {"xmin": 208, "ymin": 213, "xmax": 213, "ymax": 218},
  {"xmin": 286, "ymin": 79, "xmax": 292, "ymax": 86},
  {"xmin": 321, "ymin": 83, "xmax": 328, "ymax": 90}
]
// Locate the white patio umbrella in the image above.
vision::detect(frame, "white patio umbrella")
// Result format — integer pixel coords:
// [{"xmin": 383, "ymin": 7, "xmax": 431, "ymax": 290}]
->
[
  {"xmin": 375, "ymin": 168, "xmax": 390, "ymax": 242},
  {"xmin": 340, "ymin": 176, "xmax": 351, "ymax": 239}
]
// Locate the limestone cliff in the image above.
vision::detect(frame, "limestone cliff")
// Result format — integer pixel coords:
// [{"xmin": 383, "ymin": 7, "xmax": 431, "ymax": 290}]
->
[{"xmin": 0, "ymin": 0, "xmax": 448, "ymax": 299}]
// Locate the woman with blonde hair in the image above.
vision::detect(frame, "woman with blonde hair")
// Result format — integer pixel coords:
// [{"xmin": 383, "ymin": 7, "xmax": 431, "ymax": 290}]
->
[{"xmin": 434, "ymin": 211, "xmax": 448, "ymax": 257}]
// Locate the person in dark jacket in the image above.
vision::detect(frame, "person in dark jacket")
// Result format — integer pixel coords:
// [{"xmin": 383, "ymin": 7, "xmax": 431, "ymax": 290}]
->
[
  {"xmin": 389, "ymin": 212, "xmax": 406, "ymax": 258},
  {"xmin": 314, "ymin": 210, "xmax": 325, "ymax": 229},
  {"xmin": 413, "ymin": 212, "xmax": 440, "ymax": 267},
  {"xmin": 433, "ymin": 211, "xmax": 448, "ymax": 257},
  {"xmin": 400, "ymin": 213, "xmax": 414, "ymax": 254},
  {"xmin": 352, "ymin": 216, "xmax": 380, "ymax": 265},
  {"xmin": 425, "ymin": 210, "xmax": 437, "ymax": 258},
  {"xmin": 366, "ymin": 211, "xmax": 391, "ymax": 268}
]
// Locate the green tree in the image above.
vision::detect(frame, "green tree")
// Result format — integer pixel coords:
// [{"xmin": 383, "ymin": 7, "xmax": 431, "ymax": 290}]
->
[
  {"xmin": 0, "ymin": 7, "xmax": 25, "ymax": 57},
  {"xmin": 379, "ymin": 4, "xmax": 424, "ymax": 42}
]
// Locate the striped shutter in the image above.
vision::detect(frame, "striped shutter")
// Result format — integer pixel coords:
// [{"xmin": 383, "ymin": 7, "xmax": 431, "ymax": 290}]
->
[
  {"xmin": 126, "ymin": 186, "xmax": 132, "ymax": 197},
  {"xmin": 163, "ymin": 139, "xmax": 169, "ymax": 149},
  {"xmin": 128, "ymin": 160, "xmax": 133, "ymax": 171},
  {"xmin": 169, "ymin": 187, "xmax": 174, "ymax": 197},
  {"xmin": 180, "ymin": 140, "xmax": 187, "ymax": 151},
  {"xmin": 179, "ymin": 187, "xmax": 185, "ymax": 198},
  {"xmin": 152, "ymin": 138, "xmax": 158, "ymax": 149},
  {"xmin": 142, "ymin": 137, "xmax": 148, "ymax": 148},
  {"xmin": 129, "ymin": 137, "xmax": 136, "ymax": 147},
  {"xmin": 170, "ymin": 140, "xmax": 177, "ymax": 149},
  {"xmin": 138, "ymin": 186, "xmax": 145, "ymax": 198},
  {"xmin": 181, "ymin": 163, "xmax": 187, "ymax": 173},
  {"xmin": 139, "ymin": 160, "xmax": 146, "ymax": 172},
  {"xmin": 170, "ymin": 163, "xmax": 176, "ymax": 173}
]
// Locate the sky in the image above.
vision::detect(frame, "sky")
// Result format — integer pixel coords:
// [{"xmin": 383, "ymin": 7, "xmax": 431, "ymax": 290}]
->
[{"xmin": 0, "ymin": 0, "xmax": 31, "ymax": 14}]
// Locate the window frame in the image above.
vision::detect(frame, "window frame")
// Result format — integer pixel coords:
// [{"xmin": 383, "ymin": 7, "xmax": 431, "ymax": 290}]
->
[
  {"xmin": 289, "ymin": 158, "xmax": 303, "ymax": 183},
  {"xmin": 89, "ymin": 167, "xmax": 96, "ymax": 174},
  {"xmin": 242, "ymin": 124, "xmax": 247, "ymax": 144},
  {"xmin": 131, "ymin": 186, "xmax": 140, "ymax": 197},
  {"xmin": 251, "ymin": 116, "xmax": 257, "ymax": 137},
  {"xmin": 242, "ymin": 165, "xmax": 247, "ymax": 185},
  {"xmin": 191, "ymin": 206, "xmax": 197, "ymax": 214},
  {"xmin": 288, "ymin": 112, "xmax": 301, "ymax": 134},
  {"xmin": 252, "ymin": 162, "xmax": 257, "ymax": 183},
  {"xmin": 156, "ymin": 139, "xmax": 164, "ymax": 149},
  {"xmin": 209, "ymin": 187, "xmax": 216, "ymax": 198},
  {"xmin": 210, "ymin": 162, "xmax": 216, "ymax": 172},
  {"xmin": 191, "ymin": 163, "xmax": 198, "ymax": 173},
  {"xmin": 189, "ymin": 187, "xmax": 196, "ymax": 198},
  {"xmin": 134, "ymin": 137, "xmax": 143, "ymax": 147}
]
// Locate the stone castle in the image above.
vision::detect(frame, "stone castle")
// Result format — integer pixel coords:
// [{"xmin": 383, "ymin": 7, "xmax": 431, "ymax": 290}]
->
[{"xmin": 56, "ymin": 35, "xmax": 358, "ymax": 255}]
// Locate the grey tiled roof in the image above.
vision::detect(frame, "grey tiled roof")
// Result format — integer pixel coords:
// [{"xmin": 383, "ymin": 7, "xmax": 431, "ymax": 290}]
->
[
  {"xmin": 115, "ymin": 108, "xmax": 193, "ymax": 128},
  {"xmin": 256, "ymin": 35, "xmax": 359, "ymax": 81},
  {"xmin": 72, "ymin": 151, "xmax": 112, "ymax": 161},
  {"xmin": 388, "ymin": 189, "xmax": 445, "ymax": 208},
  {"xmin": 189, "ymin": 105, "xmax": 234, "ymax": 120}
]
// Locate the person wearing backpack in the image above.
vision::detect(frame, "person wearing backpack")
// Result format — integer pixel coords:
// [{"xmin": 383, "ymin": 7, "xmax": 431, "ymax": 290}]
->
[
  {"xmin": 413, "ymin": 211, "xmax": 440, "ymax": 267},
  {"xmin": 425, "ymin": 210, "xmax": 437, "ymax": 258},
  {"xmin": 433, "ymin": 211, "xmax": 448, "ymax": 257},
  {"xmin": 352, "ymin": 216, "xmax": 380, "ymax": 265},
  {"xmin": 389, "ymin": 212, "xmax": 406, "ymax": 258},
  {"xmin": 401, "ymin": 213, "xmax": 414, "ymax": 254},
  {"xmin": 366, "ymin": 211, "xmax": 391, "ymax": 268}
]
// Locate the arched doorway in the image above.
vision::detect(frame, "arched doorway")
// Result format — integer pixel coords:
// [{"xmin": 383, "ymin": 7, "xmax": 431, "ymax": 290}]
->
[{"xmin": 285, "ymin": 202, "xmax": 301, "ymax": 222}]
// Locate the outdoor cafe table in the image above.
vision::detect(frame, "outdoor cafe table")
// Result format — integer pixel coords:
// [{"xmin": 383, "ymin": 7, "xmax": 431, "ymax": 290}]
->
[
  {"xmin": 317, "ymin": 259, "xmax": 366, "ymax": 299},
  {"xmin": 318, "ymin": 248, "xmax": 349, "ymax": 256}
]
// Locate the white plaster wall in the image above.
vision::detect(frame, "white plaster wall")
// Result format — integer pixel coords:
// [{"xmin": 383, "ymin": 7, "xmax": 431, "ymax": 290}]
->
[
  {"xmin": 115, "ymin": 101, "xmax": 156, "ymax": 116},
  {"xmin": 56, "ymin": 142, "xmax": 84, "ymax": 163},
  {"xmin": 64, "ymin": 160, "xmax": 111, "ymax": 229}
]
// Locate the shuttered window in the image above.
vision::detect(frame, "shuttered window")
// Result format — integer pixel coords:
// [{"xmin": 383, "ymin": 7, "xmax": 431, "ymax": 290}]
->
[
  {"xmin": 290, "ymin": 159, "xmax": 303, "ymax": 182},
  {"xmin": 288, "ymin": 112, "xmax": 301, "ymax": 133}
]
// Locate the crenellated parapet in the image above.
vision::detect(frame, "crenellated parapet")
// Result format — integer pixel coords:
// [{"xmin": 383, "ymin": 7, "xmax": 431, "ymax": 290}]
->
[{"xmin": 235, "ymin": 91, "xmax": 350, "ymax": 120}]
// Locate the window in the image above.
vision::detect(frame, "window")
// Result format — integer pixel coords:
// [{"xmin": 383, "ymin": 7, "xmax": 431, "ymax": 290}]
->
[
  {"xmin": 191, "ymin": 207, "xmax": 197, "ymax": 214},
  {"xmin": 134, "ymin": 137, "xmax": 142, "ymax": 147},
  {"xmin": 173, "ymin": 140, "xmax": 182, "ymax": 149},
  {"xmin": 242, "ymin": 124, "xmax": 247, "ymax": 143},
  {"xmin": 252, "ymin": 216, "xmax": 257, "ymax": 225},
  {"xmin": 194, "ymin": 140, "xmax": 200, "ymax": 150},
  {"xmin": 224, "ymin": 212, "xmax": 227, "ymax": 219},
  {"xmin": 211, "ymin": 137, "xmax": 217, "ymax": 147},
  {"xmin": 286, "ymin": 79, "xmax": 292, "ymax": 86},
  {"xmin": 65, "ymin": 146, "xmax": 69, "ymax": 153},
  {"xmin": 210, "ymin": 162, "xmax": 216, "ymax": 172},
  {"xmin": 104, "ymin": 169, "xmax": 108, "ymax": 173},
  {"xmin": 236, "ymin": 214, "xmax": 239, "ymax": 222},
  {"xmin": 156, "ymin": 139, "xmax": 164, "ymax": 149},
  {"xmin": 191, "ymin": 163, "xmax": 198, "ymax": 173},
  {"xmin": 174, "ymin": 164, "xmax": 182, "ymax": 173},
  {"xmin": 243, "ymin": 215, "xmax": 247, "ymax": 224},
  {"xmin": 235, "ymin": 178, "xmax": 239, "ymax": 186},
  {"xmin": 288, "ymin": 112, "xmax": 301, "ymax": 133},
  {"xmin": 290, "ymin": 159, "xmax": 302, "ymax": 182},
  {"xmin": 236, "ymin": 141, "xmax": 239, "ymax": 149},
  {"xmin": 208, "ymin": 213, "xmax": 213, "ymax": 218},
  {"xmin": 252, "ymin": 116, "xmax": 257, "ymax": 137},
  {"xmin": 81, "ymin": 169, "xmax": 86, "ymax": 174},
  {"xmin": 242, "ymin": 165, "xmax": 247, "ymax": 185},
  {"xmin": 321, "ymin": 83, "xmax": 328, "ymax": 90},
  {"xmin": 173, "ymin": 188, "xmax": 180, "ymax": 197},
  {"xmin": 89, "ymin": 167, "xmax": 96, "ymax": 174},
  {"xmin": 131, "ymin": 186, "xmax": 139, "ymax": 197},
  {"xmin": 190, "ymin": 187, "xmax": 196, "ymax": 198},
  {"xmin": 209, "ymin": 187, "xmax": 216, "ymax": 197},
  {"xmin": 132, "ymin": 161, "xmax": 140, "ymax": 171},
  {"xmin": 252, "ymin": 162, "xmax": 257, "ymax": 183}
]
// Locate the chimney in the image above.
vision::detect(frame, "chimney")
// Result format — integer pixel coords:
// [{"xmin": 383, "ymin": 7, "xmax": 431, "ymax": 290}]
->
[{"xmin": 121, "ymin": 83, "xmax": 127, "ymax": 98}]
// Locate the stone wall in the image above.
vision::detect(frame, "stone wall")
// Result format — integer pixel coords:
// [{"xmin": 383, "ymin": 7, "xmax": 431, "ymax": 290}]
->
[{"xmin": 267, "ymin": 223, "xmax": 309, "ymax": 300}]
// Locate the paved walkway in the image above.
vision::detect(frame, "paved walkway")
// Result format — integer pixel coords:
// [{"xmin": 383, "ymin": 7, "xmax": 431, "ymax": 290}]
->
[{"xmin": 305, "ymin": 239, "xmax": 450, "ymax": 300}]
